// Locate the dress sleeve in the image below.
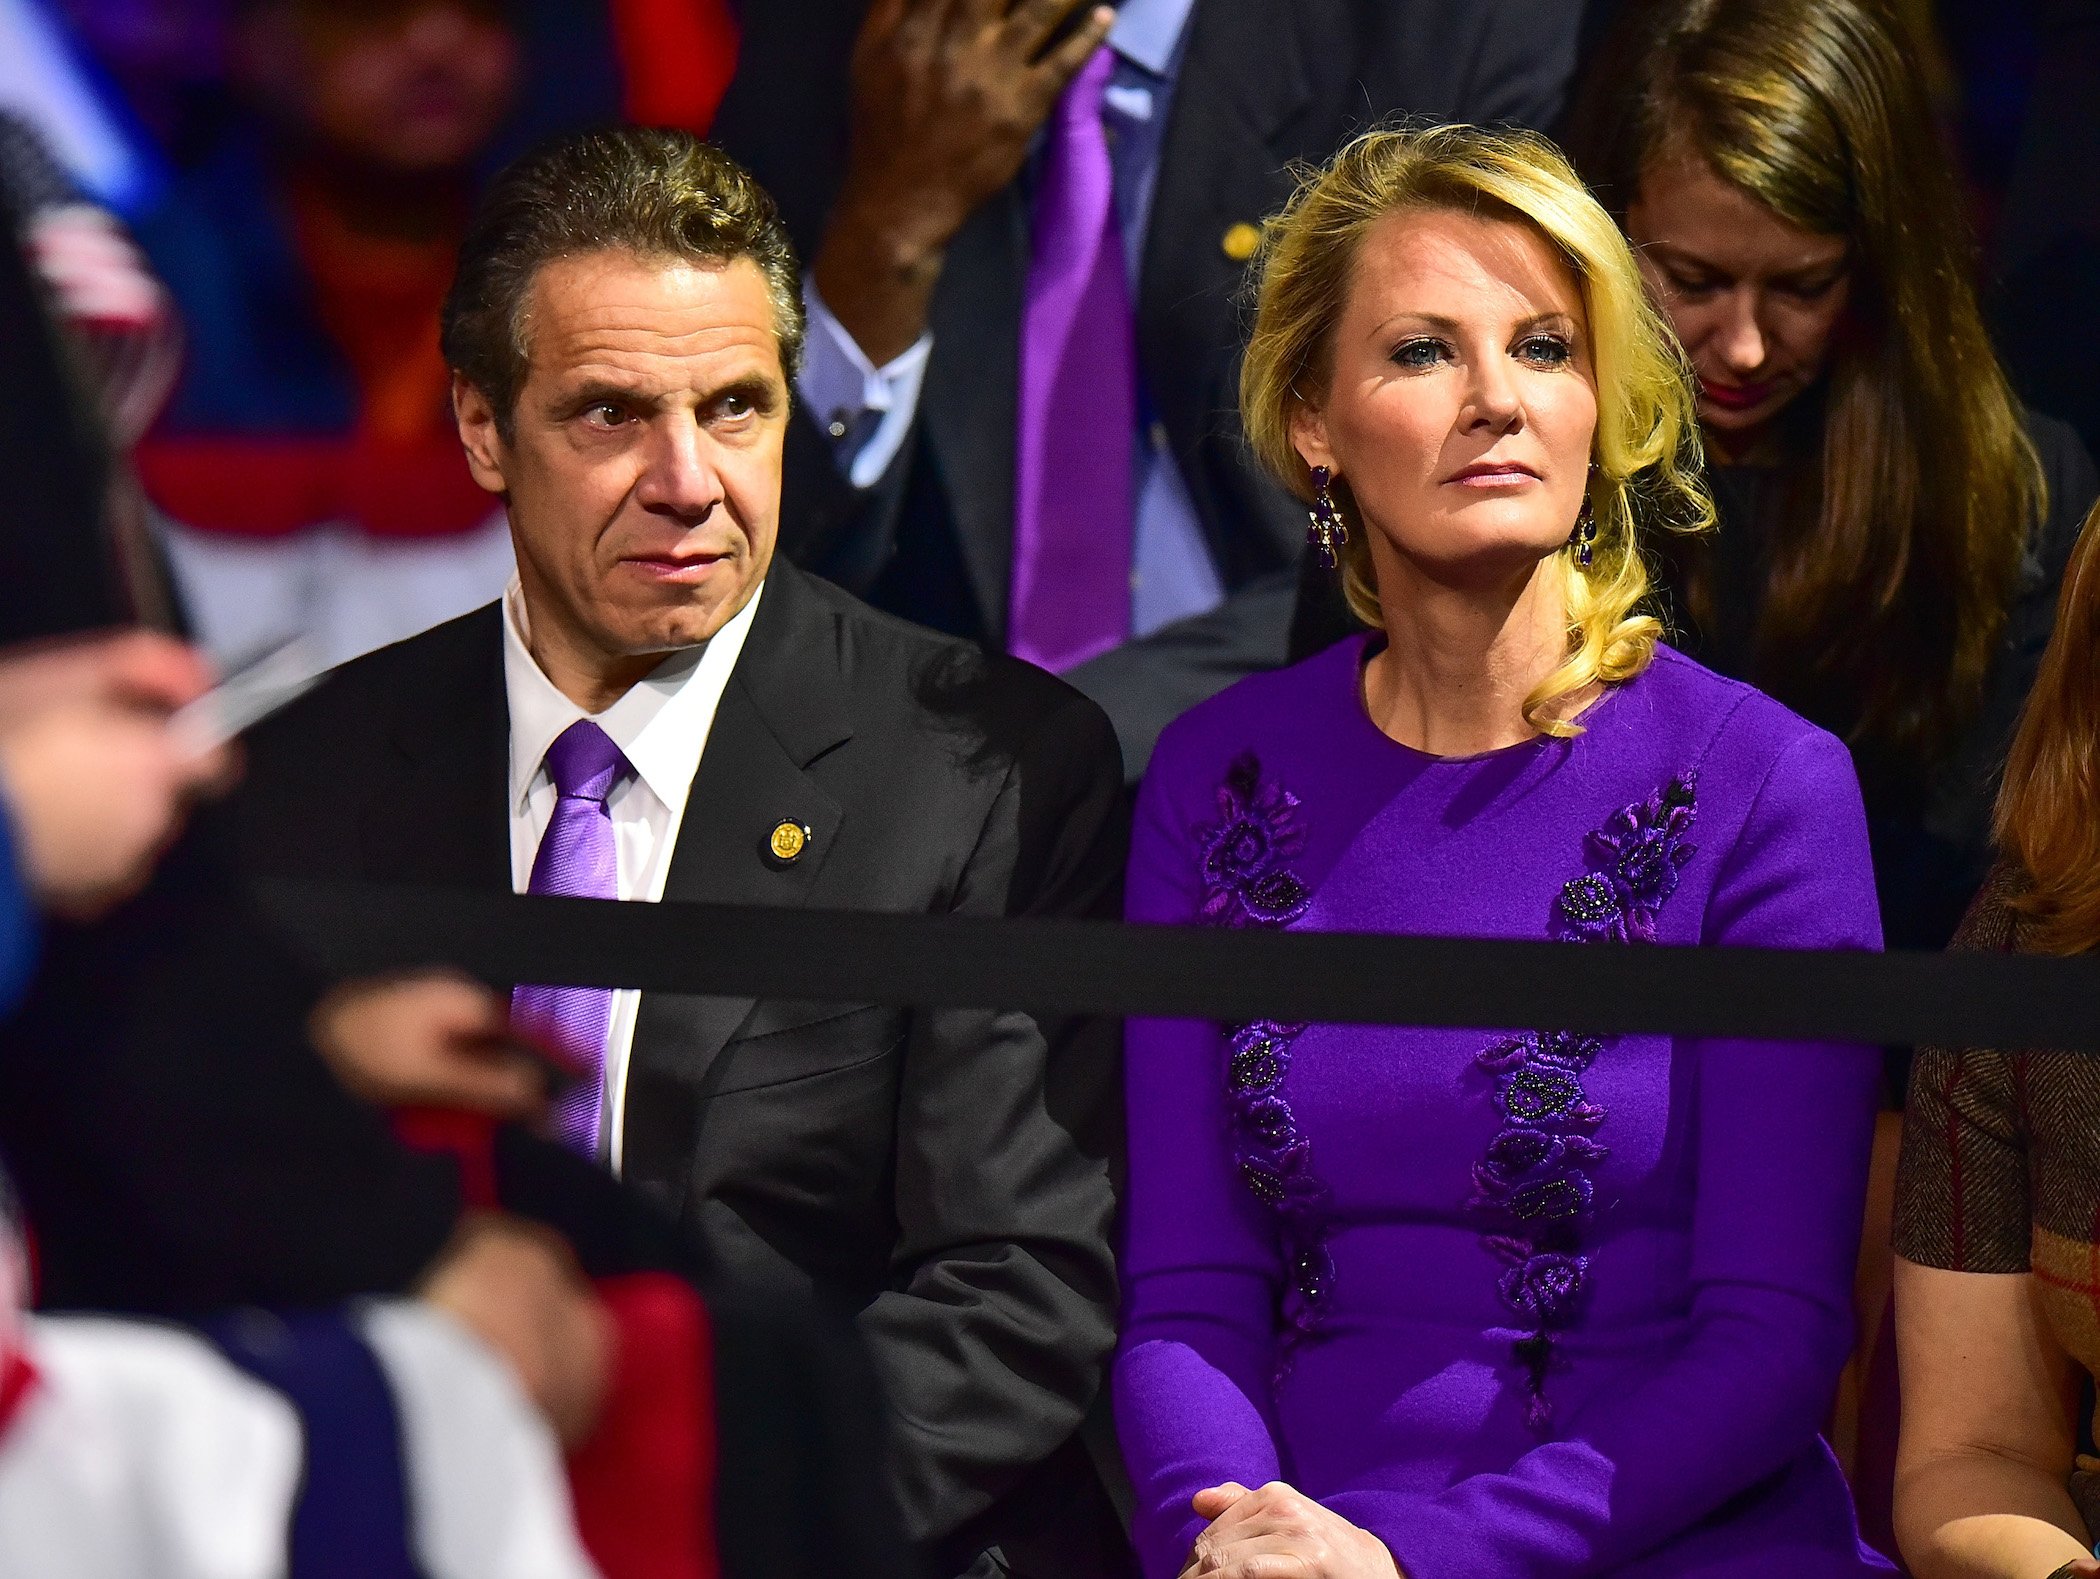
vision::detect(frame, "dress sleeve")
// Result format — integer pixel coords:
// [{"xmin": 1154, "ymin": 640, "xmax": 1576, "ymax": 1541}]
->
[
  {"xmin": 1893, "ymin": 1044, "xmax": 2029, "ymax": 1272},
  {"xmin": 1113, "ymin": 741, "xmax": 1289, "ymax": 1579},
  {"xmin": 1893, "ymin": 878, "xmax": 2032, "ymax": 1273},
  {"xmin": 1332, "ymin": 729, "xmax": 1885, "ymax": 1579}
]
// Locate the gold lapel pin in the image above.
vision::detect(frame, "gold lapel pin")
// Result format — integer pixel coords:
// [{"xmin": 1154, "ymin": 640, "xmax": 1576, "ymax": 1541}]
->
[
  {"xmin": 766, "ymin": 820, "xmax": 812, "ymax": 866},
  {"xmin": 1221, "ymin": 221, "xmax": 1262, "ymax": 263}
]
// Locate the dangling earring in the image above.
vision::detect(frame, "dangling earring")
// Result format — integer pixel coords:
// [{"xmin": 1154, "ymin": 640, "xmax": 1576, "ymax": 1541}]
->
[
  {"xmin": 1567, "ymin": 497, "xmax": 1597, "ymax": 569},
  {"xmin": 1568, "ymin": 466, "xmax": 1599, "ymax": 569},
  {"xmin": 1307, "ymin": 465, "xmax": 1349, "ymax": 569}
]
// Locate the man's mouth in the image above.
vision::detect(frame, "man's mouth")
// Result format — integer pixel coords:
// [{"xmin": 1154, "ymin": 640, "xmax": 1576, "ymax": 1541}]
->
[{"xmin": 621, "ymin": 552, "xmax": 731, "ymax": 584}]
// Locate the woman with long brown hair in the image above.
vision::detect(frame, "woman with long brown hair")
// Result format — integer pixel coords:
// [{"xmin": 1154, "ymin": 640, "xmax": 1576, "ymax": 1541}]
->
[
  {"xmin": 1890, "ymin": 499, "xmax": 2100, "ymax": 1579},
  {"xmin": 1559, "ymin": 0, "xmax": 2096, "ymax": 957}
]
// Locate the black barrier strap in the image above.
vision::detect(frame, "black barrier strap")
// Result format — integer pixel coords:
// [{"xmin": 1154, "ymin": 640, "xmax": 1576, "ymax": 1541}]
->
[{"xmin": 256, "ymin": 880, "xmax": 2100, "ymax": 1052}]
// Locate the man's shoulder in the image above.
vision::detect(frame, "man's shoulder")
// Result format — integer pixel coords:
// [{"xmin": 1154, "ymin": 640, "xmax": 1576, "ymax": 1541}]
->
[
  {"xmin": 785, "ymin": 569, "xmax": 1120, "ymax": 768},
  {"xmin": 249, "ymin": 602, "xmax": 502, "ymax": 761}
]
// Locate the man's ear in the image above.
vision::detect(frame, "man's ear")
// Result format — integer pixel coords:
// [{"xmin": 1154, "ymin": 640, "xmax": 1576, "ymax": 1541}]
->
[
  {"xmin": 453, "ymin": 374, "xmax": 511, "ymax": 496},
  {"xmin": 1289, "ymin": 401, "xmax": 1335, "ymax": 480}
]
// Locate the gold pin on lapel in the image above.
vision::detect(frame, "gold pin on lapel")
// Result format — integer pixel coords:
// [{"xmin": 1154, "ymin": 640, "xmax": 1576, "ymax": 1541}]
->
[
  {"xmin": 1221, "ymin": 221, "xmax": 1262, "ymax": 262},
  {"xmin": 766, "ymin": 820, "xmax": 812, "ymax": 866}
]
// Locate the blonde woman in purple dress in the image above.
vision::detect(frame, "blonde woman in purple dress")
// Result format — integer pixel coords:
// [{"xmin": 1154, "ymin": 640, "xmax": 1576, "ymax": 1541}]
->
[{"xmin": 1114, "ymin": 125, "xmax": 1892, "ymax": 1579}]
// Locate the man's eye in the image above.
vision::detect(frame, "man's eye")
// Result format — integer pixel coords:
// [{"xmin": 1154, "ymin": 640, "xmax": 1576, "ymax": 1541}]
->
[
  {"xmin": 1391, "ymin": 338, "xmax": 1449, "ymax": 370},
  {"xmin": 1665, "ymin": 272, "xmax": 1719, "ymax": 299},
  {"xmin": 585, "ymin": 402, "xmax": 630, "ymax": 427},
  {"xmin": 720, "ymin": 393, "xmax": 752, "ymax": 418}
]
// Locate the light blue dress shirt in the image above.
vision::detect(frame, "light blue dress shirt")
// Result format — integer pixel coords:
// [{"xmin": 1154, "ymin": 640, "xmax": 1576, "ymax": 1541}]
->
[{"xmin": 799, "ymin": 0, "xmax": 1224, "ymax": 640}]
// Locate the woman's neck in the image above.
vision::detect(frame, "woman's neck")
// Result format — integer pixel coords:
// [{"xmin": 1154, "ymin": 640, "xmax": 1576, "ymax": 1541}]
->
[{"xmin": 1362, "ymin": 555, "xmax": 1587, "ymax": 757}]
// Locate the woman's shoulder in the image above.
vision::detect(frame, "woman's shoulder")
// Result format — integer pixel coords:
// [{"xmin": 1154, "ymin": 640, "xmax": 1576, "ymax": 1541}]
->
[
  {"xmin": 1146, "ymin": 634, "xmax": 1370, "ymax": 797},
  {"xmin": 1629, "ymin": 643, "xmax": 1856, "ymax": 785},
  {"xmin": 2021, "ymin": 404, "xmax": 2096, "ymax": 493},
  {"xmin": 2019, "ymin": 406, "xmax": 2096, "ymax": 590},
  {"xmin": 1949, "ymin": 864, "xmax": 2031, "ymax": 954}
]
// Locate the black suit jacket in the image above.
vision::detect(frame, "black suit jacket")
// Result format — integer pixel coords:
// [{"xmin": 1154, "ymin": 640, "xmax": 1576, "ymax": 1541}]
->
[
  {"xmin": 234, "ymin": 559, "xmax": 1129, "ymax": 1571},
  {"xmin": 711, "ymin": 0, "xmax": 1584, "ymax": 773}
]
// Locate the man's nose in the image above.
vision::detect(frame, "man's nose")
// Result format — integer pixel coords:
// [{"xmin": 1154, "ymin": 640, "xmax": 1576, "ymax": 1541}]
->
[{"xmin": 634, "ymin": 421, "xmax": 724, "ymax": 523}]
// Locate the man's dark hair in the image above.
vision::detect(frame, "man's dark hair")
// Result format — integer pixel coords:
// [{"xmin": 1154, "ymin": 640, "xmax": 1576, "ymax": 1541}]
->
[{"xmin": 441, "ymin": 127, "xmax": 806, "ymax": 437}]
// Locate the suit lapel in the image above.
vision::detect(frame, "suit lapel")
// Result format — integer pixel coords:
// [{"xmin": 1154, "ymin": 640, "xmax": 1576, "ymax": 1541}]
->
[
  {"xmin": 1138, "ymin": 0, "xmax": 1313, "ymax": 568},
  {"xmin": 620, "ymin": 564, "xmax": 852, "ymax": 1197},
  {"xmin": 925, "ymin": 187, "xmax": 1028, "ymax": 641}
]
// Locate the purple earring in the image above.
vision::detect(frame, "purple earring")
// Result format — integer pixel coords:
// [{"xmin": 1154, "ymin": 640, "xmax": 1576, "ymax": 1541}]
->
[
  {"xmin": 1568, "ymin": 498, "xmax": 1597, "ymax": 569},
  {"xmin": 1307, "ymin": 466, "xmax": 1348, "ymax": 568}
]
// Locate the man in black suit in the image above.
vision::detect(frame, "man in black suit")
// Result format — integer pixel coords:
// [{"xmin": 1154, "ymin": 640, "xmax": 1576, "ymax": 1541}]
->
[
  {"xmin": 713, "ymin": 0, "xmax": 1585, "ymax": 775},
  {"xmin": 235, "ymin": 128, "xmax": 1128, "ymax": 1578}
]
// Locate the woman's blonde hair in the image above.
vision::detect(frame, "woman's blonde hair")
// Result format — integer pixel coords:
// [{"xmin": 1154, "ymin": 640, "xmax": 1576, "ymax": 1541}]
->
[{"xmin": 1241, "ymin": 123, "xmax": 1712, "ymax": 735}]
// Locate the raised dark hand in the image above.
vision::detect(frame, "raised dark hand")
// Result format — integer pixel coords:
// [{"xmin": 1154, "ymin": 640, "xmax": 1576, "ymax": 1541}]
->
[{"xmin": 811, "ymin": 0, "xmax": 1115, "ymax": 367}]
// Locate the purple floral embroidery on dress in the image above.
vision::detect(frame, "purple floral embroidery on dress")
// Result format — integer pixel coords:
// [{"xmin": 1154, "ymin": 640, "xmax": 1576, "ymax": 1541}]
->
[
  {"xmin": 1473, "ymin": 775, "xmax": 1698, "ymax": 1431},
  {"xmin": 1198, "ymin": 755, "xmax": 1330, "ymax": 1352},
  {"xmin": 1198, "ymin": 757, "xmax": 1313, "ymax": 929},
  {"xmin": 1555, "ymin": 773, "xmax": 1699, "ymax": 942}
]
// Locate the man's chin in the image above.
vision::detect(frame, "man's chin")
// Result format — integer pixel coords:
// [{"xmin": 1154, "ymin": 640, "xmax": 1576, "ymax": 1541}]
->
[{"xmin": 609, "ymin": 589, "xmax": 757, "ymax": 654}]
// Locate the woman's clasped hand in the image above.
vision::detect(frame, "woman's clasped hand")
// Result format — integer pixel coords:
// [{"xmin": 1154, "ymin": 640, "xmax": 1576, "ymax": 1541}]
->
[{"xmin": 1179, "ymin": 1483, "xmax": 1401, "ymax": 1579}]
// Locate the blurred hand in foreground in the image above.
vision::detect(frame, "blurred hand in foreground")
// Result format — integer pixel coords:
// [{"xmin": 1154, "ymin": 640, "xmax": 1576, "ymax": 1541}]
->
[
  {"xmin": 0, "ymin": 631, "xmax": 230, "ymax": 917},
  {"xmin": 310, "ymin": 970, "xmax": 563, "ymax": 1124},
  {"xmin": 420, "ymin": 1212, "xmax": 613, "ymax": 1446}
]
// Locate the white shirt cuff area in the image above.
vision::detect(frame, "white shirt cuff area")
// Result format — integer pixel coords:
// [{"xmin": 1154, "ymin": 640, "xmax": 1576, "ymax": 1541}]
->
[{"xmin": 797, "ymin": 280, "xmax": 933, "ymax": 490}]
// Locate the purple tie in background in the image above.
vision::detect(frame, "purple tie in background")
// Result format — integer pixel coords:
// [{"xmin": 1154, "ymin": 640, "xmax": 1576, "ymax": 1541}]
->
[
  {"xmin": 1010, "ymin": 46, "xmax": 1137, "ymax": 674},
  {"xmin": 511, "ymin": 720, "xmax": 630, "ymax": 1156}
]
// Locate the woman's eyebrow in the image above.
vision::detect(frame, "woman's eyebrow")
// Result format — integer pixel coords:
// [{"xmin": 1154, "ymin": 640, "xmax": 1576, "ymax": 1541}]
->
[
  {"xmin": 1641, "ymin": 241, "xmax": 1722, "ymax": 274},
  {"xmin": 1371, "ymin": 311, "xmax": 1463, "ymax": 335}
]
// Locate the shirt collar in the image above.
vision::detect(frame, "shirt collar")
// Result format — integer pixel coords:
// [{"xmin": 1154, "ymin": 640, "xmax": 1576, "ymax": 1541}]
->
[
  {"xmin": 1109, "ymin": 0, "xmax": 1196, "ymax": 78},
  {"xmin": 503, "ymin": 578, "xmax": 765, "ymax": 816}
]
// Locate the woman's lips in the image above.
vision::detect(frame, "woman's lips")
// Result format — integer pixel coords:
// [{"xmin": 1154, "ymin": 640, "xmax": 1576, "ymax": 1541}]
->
[
  {"xmin": 1446, "ymin": 463, "xmax": 1540, "ymax": 487},
  {"xmin": 1699, "ymin": 378, "xmax": 1779, "ymax": 412}
]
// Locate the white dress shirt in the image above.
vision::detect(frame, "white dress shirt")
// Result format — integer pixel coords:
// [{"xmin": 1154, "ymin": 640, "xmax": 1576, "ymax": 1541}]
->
[{"xmin": 502, "ymin": 577, "xmax": 763, "ymax": 1172}]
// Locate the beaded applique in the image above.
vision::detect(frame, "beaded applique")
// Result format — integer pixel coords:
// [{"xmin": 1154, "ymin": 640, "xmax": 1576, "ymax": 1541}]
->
[
  {"xmin": 1197, "ymin": 755, "xmax": 1331, "ymax": 1348},
  {"xmin": 1471, "ymin": 772, "xmax": 1698, "ymax": 1431},
  {"xmin": 1197, "ymin": 755, "xmax": 1313, "ymax": 930},
  {"xmin": 1555, "ymin": 773, "xmax": 1699, "ymax": 942}
]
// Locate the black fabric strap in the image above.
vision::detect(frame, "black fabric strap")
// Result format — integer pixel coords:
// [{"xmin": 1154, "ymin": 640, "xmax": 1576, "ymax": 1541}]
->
[{"xmin": 259, "ymin": 880, "xmax": 2100, "ymax": 1052}]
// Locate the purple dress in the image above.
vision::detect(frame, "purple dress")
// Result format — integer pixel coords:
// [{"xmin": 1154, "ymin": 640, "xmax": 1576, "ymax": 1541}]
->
[{"xmin": 1115, "ymin": 636, "xmax": 1893, "ymax": 1579}]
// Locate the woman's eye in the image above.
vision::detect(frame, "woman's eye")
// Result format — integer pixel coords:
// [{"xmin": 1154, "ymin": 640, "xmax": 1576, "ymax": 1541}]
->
[
  {"xmin": 1517, "ymin": 334, "xmax": 1573, "ymax": 366},
  {"xmin": 1780, "ymin": 274, "xmax": 1844, "ymax": 302},
  {"xmin": 1391, "ymin": 338, "xmax": 1449, "ymax": 370}
]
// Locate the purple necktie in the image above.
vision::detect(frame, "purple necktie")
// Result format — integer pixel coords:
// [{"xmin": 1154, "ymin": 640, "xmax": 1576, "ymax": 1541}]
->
[
  {"xmin": 511, "ymin": 720, "xmax": 630, "ymax": 1156},
  {"xmin": 1010, "ymin": 46, "xmax": 1136, "ymax": 674}
]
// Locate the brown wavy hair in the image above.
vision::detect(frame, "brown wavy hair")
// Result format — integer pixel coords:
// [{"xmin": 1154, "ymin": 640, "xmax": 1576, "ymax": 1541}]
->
[
  {"xmin": 1998, "ymin": 502, "xmax": 2100, "ymax": 954},
  {"xmin": 1569, "ymin": 0, "xmax": 2045, "ymax": 784}
]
